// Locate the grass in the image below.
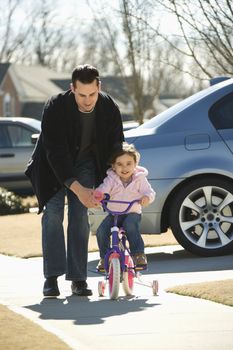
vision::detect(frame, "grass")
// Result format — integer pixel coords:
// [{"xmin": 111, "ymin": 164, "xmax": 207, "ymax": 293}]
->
[
  {"xmin": 0, "ymin": 211, "xmax": 178, "ymax": 258},
  {"xmin": 0, "ymin": 304, "xmax": 72, "ymax": 350},
  {"xmin": 166, "ymin": 279, "xmax": 233, "ymax": 307}
]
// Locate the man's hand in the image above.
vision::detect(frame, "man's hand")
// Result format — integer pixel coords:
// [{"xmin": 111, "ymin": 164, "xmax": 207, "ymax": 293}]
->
[{"xmin": 70, "ymin": 181, "xmax": 99, "ymax": 208}]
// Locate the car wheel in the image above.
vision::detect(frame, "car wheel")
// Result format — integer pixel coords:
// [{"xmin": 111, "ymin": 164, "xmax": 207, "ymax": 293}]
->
[{"xmin": 170, "ymin": 177, "xmax": 233, "ymax": 256}]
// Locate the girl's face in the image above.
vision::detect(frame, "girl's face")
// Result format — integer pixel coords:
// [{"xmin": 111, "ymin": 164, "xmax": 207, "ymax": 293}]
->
[{"xmin": 112, "ymin": 153, "xmax": 136, "ymax": 182}]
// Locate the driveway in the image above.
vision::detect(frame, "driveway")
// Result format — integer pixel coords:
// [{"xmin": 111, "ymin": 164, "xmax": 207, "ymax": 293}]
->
[{"xmin": 1, "ymin": 245, "xmax": 233, "ymax": 350}]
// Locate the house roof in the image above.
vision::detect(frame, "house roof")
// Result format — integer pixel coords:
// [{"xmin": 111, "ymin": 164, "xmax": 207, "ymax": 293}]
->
[
  {"xmin": 101, "ymin": 76, "xmax": 130, "ymax": 104},
  {"xmin": 9, "ymin": 64, "xmax": 70, "ymax": 102},
  {"xmin": 51, "ymin": 79, "xmax": 70, "ymax": 91},
  {"xmin": 0, "ymin": 63, "xmax": 11, "ymax": 85},
  {"xmin": 4, "ymin": 64, "xmax": 131, "ymax": 105},
  {"xmin": 21, "ymin": 102, "xmax": 46, "ymax": 120},
  {"xmin": 51, "ymin": 76, "xmax": 130, "ymax": 104}
]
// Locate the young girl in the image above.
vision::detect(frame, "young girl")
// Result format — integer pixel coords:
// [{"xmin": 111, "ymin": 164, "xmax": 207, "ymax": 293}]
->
[{"xmin": 94, "ymin": 142, "xmax": 155, "ymax": 271}]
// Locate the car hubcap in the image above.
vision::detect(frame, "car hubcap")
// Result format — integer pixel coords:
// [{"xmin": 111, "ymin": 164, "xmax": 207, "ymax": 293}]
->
[{"xmin": 179, "ymin": 186, "xmax": 233, "ymax": 249}]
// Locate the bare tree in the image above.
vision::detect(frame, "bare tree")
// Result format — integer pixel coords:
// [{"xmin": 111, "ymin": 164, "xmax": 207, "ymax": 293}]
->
[
  {"xmin": 26, "ymin": 0, "xmax": 80, "ymax": 70},
  {"xmin": 1, "ymin": 0, "xmax": 82, "ymax": 71},
  {"xmin": 1, "ymin": 0, "xmax": 202, "ymax": 118},
  {"xmin": 120, "ymin": 0, "xmax": 147, "ymax": 123},
  {"xmin": 0, "ymin": 0, "xmax": 30, "ymax": 62},
  {"xmin": 147, "ymin": 0, "xmax": 233, "ymax": 79},
  {"xmin": 0, "ymin": 1, "xmax": 95, "ymax": 70},
  {"xmin": 81, "ymin": 22, "xmax": 115, "ymax": 75},
  {"xmin": 85, "ymin": 0, "xmax": 177, "ymax": 123}
]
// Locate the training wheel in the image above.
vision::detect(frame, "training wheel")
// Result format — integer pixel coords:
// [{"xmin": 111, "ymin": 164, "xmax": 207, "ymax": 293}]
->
[
  {"xmin": 98, "ymin": 281, "xmax": 105, "ymax": 297},
  {"xmin": 152, "ymin": 280, "xmax": 159, "ymax": 296}
]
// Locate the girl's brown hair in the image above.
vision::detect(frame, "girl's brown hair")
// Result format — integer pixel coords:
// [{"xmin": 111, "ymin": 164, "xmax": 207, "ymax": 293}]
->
[{"xmin": 108, "ymin": 142, "xmax": 140, "ymax": 165}]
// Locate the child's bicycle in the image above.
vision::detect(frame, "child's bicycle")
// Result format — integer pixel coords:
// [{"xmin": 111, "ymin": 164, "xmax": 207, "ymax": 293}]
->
[{"xmin": 97, "ymin": 194, "xmax": 159, "ymax": 300}]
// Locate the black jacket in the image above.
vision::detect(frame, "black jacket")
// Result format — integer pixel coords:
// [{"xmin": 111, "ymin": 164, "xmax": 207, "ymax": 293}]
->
[{"xmin": 25, "ymin": 90, "xmax": 124, "ymax": 213}]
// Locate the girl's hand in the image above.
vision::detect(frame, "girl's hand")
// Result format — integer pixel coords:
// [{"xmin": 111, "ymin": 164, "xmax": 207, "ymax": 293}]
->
[
  {"xmin": 93, "ymin": 190, "xmax": 104, "ymax": 202},
  {"xmin": 140, "ymin": 195, "xmax": 150, "ymax": 207}
]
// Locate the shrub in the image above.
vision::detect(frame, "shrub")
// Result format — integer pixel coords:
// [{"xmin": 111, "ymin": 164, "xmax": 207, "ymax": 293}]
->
[{"xmin": 0, "ymin": 187, "xmax": 29, "ymax": 215}]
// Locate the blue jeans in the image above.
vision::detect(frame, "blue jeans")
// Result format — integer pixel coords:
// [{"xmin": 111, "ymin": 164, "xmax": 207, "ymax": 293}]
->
[
  {"xmin": 42, "ymin": 158, "xmax": 95, "ymax": 281},
  {"xmin": 96, "ymin": 213, "xmax": 144, "ymax": 258}
]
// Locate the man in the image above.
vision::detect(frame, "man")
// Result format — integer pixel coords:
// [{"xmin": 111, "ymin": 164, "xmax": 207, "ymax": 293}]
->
[{"xmin": 25, "ymin": 64, "xmax": 124, "ymax": 297}]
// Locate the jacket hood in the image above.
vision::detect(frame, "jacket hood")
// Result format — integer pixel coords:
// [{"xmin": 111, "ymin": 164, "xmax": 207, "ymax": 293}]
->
[{"xmin": 106, "ymin": 165, "xmax": 148, "ymax": 184}]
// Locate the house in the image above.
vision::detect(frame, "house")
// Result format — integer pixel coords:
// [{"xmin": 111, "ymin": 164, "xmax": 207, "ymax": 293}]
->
[
  {"xmin": 0, "ymin": 63, "xmax": 137, "ymax": 120},
  {"xmin": 0, "ymin": 63, "xmax": 71, "ymax": 120},
  {"xmin": 0, "ymin": 63, "xmax": 182, "ymax": 121}
]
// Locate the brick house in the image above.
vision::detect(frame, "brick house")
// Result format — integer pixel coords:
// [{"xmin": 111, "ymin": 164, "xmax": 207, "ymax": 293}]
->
[{"xmin": 0, "ymin": 63, "xmax": 70, "ymax": 120}]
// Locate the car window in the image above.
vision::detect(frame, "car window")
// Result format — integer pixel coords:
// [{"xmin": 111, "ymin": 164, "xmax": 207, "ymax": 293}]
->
[
  {"xmin": 0, "ymin": 125, "xmax": 11, "ymax": 148},
  {"xmin": 139, "ymin": 85, "xmax": 217, "ymax": 130},
  {"xmin": 7, "ymin": 125, "xmax": 33, "ymax": 147},
  {"xmin": 209, "ymin": 92, "xmax": 233, "ymax": 130}
]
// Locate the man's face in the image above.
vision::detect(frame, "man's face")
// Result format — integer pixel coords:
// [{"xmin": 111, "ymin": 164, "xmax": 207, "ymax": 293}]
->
[{"xmin": 71, "ymin": 80, "xmax": 100, "ymax": 112}]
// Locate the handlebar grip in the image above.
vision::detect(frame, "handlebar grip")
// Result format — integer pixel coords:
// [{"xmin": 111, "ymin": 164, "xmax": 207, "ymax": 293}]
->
[{"xmin": 103, "ymin": 193, "xmax": 110, "ymax": 200}]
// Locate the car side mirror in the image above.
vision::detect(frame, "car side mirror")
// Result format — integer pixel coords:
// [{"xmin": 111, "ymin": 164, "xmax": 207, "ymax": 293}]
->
[{"xmin": 31, "ymin": 133, "xmax": 39, "ymax": 144}]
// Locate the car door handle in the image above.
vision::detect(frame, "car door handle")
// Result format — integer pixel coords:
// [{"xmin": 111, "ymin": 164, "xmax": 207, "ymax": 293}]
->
[{"xmin": 0, "ymin": 153, "xmax": 15, "ymax": 158}]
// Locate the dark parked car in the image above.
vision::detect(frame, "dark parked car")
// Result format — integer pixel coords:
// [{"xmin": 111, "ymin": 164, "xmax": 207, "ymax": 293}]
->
[
  {"xmin": 0, "ymin": 117, "xmax": 41, "ymax": 194},
  {"xmin": 89, "ymin": 78, "xmax": 233, "ymax": 257}
]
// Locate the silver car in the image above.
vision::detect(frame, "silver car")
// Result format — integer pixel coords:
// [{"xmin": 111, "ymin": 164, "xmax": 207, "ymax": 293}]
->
[
  {"xmin": 89, "ymin": 78, "xmax": 233, "ymax": 257},
  {"xmin": 0, "ymin": 117, "xmax": 41, "ymax": 194}
]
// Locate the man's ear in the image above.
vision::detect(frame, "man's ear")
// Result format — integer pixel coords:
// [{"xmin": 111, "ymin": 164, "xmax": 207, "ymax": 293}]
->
[
  {"xmin": 70, "ymin": 83, "xmax": 75, "ymax": 93},
  {"xmin": 98, "ymin": 81, "xmax": 101, "ymax": 91}
]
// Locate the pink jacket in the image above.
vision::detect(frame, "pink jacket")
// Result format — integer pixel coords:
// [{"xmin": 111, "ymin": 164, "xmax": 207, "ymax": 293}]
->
[{"xmin": 96, "ymin": 166, "xmax": 155, "ymax": 214}]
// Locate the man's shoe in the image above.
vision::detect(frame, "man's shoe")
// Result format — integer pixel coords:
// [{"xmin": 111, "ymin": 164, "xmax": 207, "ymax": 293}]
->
[
  {"xmin": 43, "ymin": 277, "xmax": 60, "ymax": 297},
  {"xmin": 71, "ymin": 281, "xmax": 92, "ymax": 296}
]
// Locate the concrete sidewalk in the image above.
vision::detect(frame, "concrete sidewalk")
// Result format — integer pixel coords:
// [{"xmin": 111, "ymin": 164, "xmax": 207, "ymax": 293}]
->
[{"xmin": 1, "ymin": 246, "xmax": 233, "ymax": 350}]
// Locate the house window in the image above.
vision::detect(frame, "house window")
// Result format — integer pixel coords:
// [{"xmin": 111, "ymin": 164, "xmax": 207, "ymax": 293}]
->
[{"xmin": 3, "ymin": 93, "xmax": 14, "ymax": 117}]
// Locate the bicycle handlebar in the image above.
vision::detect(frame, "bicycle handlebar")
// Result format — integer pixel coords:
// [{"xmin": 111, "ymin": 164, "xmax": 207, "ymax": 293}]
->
[{"xmin": 100, "ymin": 193, "xmax": 140, "ymax": 215}]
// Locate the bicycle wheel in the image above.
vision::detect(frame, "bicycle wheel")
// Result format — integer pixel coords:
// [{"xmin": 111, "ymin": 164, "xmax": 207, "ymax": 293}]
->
[
  {"xmin": 152, "ymin": 280, "xmax": 159, "ymax": 296},
  {"xmin": 108, "ymin": 257, "xmax": 120, "ymax": 300},
  {"xmin": 98, "ymin": 281, "xmax": 105, "ymax": 297},
  {"xmin": 122, "ymin": 255, "xmax": 135, "ymax": 296}
]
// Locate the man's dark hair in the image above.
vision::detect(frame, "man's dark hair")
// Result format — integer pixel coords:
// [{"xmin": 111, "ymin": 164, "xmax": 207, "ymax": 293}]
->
[{"xmin": 72, "ymin": 64, "xmax": 100, "ymax": 87}]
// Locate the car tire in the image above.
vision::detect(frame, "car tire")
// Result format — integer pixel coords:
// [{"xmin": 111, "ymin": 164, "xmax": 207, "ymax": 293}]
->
[{"xmin": 170, "ymin": 177, "xmax": 233, "ymax": 257}]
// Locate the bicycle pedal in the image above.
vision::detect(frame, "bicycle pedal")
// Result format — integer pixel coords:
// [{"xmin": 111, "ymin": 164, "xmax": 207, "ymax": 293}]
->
[
  {"xmin": 96, "ymin": 268, "xmax": 105, "ymax": 273},
  {"xmin": 135, "ymin": 265, "xmax": 147, "ymax": 271}
]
